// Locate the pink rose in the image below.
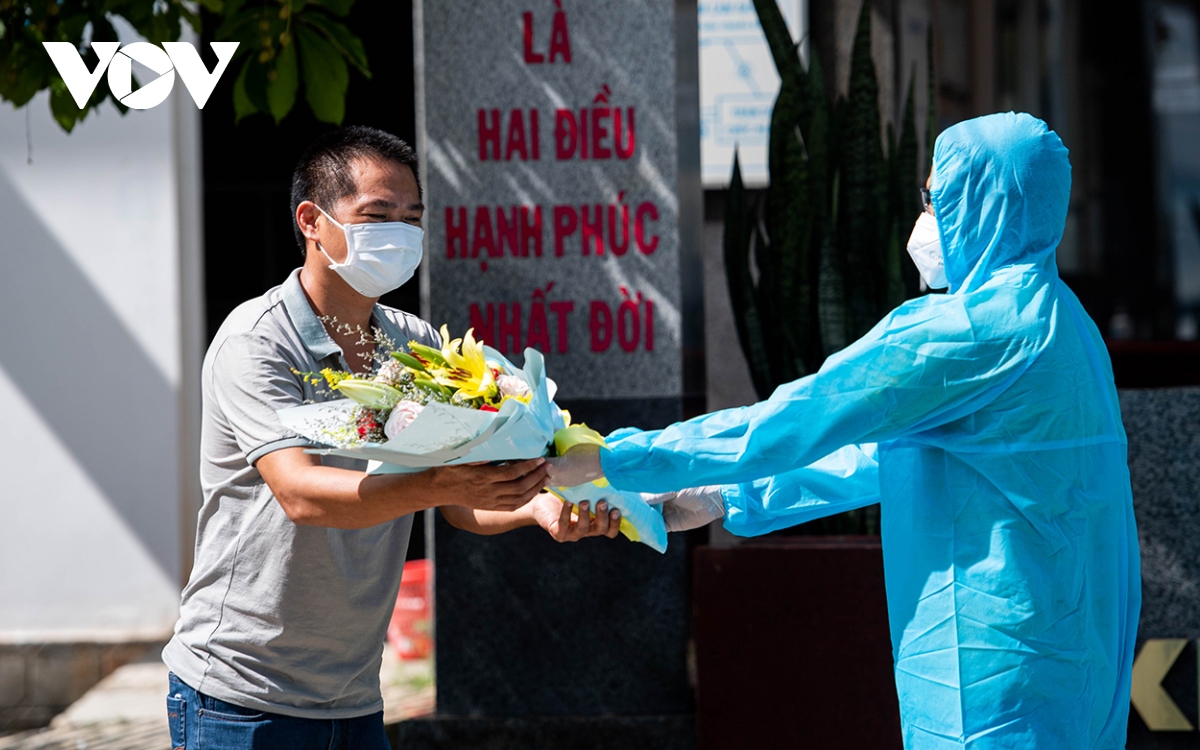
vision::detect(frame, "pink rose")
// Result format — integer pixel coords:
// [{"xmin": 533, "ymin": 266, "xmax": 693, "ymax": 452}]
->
[
  {"xmin": 384, "ymin": 400, "xmax": 425, "ymax": 439},
  {"xmin": 496, "ymin": 374, "xmax": 531, "ymax": 399}
]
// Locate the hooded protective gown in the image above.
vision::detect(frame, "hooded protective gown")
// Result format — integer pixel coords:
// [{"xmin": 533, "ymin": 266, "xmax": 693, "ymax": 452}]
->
[{"xmin": 601, "ymin": 113, "xmax": 1140, "ymax": 749}]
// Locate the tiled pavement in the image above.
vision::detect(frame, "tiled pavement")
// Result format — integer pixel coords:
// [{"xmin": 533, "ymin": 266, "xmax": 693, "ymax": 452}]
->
[
  {"xmin": 0, "ymin": 649, "xmax": 434, "ymax": 750},
  {"xmin": 0, "ymin": 721, "xmax": 166, "ymax": 750}
]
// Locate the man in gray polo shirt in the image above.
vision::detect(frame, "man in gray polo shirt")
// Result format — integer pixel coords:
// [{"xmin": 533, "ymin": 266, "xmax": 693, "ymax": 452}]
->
[{"xmin": 163, "ymin": 127, "xmax": 620, "ymax": 750}]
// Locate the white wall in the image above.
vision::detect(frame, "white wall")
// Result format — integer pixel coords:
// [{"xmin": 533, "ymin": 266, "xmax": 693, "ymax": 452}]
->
[{"xmin": 0, "ymin": 79, "xmax": 202, "ymax": 638}]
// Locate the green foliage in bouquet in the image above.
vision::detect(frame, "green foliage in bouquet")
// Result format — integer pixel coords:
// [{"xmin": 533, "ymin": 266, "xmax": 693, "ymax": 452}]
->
[
  {"xmin": 724, "ymin": 0, "xmax": 936, "ymax": 534},
  {"xmin": 0, "ymin": 0, "xmax": 369, "ymax": 131}
]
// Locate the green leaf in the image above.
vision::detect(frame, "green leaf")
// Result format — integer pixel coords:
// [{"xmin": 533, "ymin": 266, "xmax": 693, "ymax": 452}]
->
[
  {"xmin": 839, "ymin": 0, "xmax": 886, "ymax": 340},
  {"xmin": 311, "ymin": 0, "xmax": 356, "ymax": 17},
  {"xmin": 752, "ymin": 215, "xmax": 792, "ymax": 386},
  {"xmin": 803, "ymin": 47, "xmax": 839, "ymax": 368},
  {"xmin": 414, "ymin": 378, "xmax": 454, "ymax": 399},
  {"xmin": 751, "ymin": 0, "xmax": 804, "ymax": 92},
  {"xmin": 246, "ymin": 57, "xmax": 271, "ymax": 111},
  {"xmin": 300, "ymin": 12, "xmax": 370, "ymax": 77},
  {"xmin": 724, "ymin": 153, "xmax": 775, "ymax": 400},
  {"xmin": 1, "ymin": 46, "xmax": 50, "ymax": 107},
  {"xmin": 180, "ymin": 6, "xmax": 202, "ymax": 34},
  {"xmin": 767, "ymin": 79, "xmax": 814, "ymax": 380},
  {"xmin": 49, "ymin": 82, "xmax": 82, "ymax": 132},
  {"xmin": 231, "ymin": 56, "xmax": 259, "ymax": 122},
  {"xmin": 214, "ymin": 8, "xmax": 264, "ymax": 44},
  {"xmin": 59, "ymin": 13, "xmax": 91, "ymax": 43},
  {"xmin": 297, "ymin": 24, "xmax": 348, "ymax": 124},
  {"xmin": 196, "ymin": 0, "xmax": 225, "ymax": 11},
  {"xmin": 120, "ymin": 0, "xmax": 184, "ymax": 45},
  {"xmin": 816, "ymin": 188, "xmax": 848, "ymax": 358},
  {"xmin": 267, "ymin": 37, "xmax": 298, "ymax": 123},
  {"xmin": 806, "ymin": 48, "xmax": 830, "ymax": 212}
]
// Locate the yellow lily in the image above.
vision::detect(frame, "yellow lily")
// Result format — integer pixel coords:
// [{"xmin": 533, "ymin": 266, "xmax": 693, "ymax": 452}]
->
[
  {"xmin": 445, "ymin": 326, "xmax": 498, "ymax": 400},
  {"xmin": 407, "ymin": 326, "xmax": 499, "ymax": 403},
  {"xmin": 438, "ymin": 325, "xmax": 469, "ymax": 370}
]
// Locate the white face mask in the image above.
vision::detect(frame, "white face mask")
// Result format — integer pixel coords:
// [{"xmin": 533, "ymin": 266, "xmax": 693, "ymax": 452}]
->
[
  {"xmin": 315, "ymin": 205, "xmax": 424, "ymax": 298},
  {"xmin": 906, "ymin": 211, "xmax": 949, "ymax": 290}
]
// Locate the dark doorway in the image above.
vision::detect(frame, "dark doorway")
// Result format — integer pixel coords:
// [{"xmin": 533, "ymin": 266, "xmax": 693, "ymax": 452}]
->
[
  {"xmin": 199, "ymin": 0, "xmax": 425, "ymax": 557},
  {"xmin": 200, "ymin": 0, "xmax": 420, "ymax": 342}
]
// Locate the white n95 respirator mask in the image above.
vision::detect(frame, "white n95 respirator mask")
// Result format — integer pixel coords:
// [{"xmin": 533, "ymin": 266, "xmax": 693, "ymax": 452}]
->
[
  {"xmin": 315, "ymin": 205, "xmax": 424, "ymax": 298},
  {"xmin": 906, "ymin": 212, "xmax": 949, "ymax": 290}
]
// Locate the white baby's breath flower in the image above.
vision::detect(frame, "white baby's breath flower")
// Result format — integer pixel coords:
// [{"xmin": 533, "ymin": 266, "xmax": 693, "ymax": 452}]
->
[{"xmin": 374, "ymin": 359, "xmax": 408, "ymax": 388}]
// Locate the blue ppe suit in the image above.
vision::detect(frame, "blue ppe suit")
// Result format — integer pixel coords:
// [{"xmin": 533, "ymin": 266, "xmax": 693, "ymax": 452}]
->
[{"xmin": 601, "ymin": 113, "xmax": 1140, "ymax": 749}]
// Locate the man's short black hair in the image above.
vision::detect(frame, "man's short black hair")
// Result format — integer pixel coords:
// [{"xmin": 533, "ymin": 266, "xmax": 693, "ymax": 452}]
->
[{"xmin": 290, "ymin": 126, "xmax": 421, "ymax": 256}]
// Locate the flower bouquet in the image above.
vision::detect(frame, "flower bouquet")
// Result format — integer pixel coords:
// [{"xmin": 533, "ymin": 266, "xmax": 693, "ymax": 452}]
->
[{"xmin": 276, "ymin": 326, "xmax": 668, "ymax": 552}]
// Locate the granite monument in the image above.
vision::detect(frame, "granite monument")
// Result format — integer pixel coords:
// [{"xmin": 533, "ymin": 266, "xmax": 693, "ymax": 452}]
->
[{"xmin": 402, "ymin": 1, "xmax": 701, "ymax": 747}]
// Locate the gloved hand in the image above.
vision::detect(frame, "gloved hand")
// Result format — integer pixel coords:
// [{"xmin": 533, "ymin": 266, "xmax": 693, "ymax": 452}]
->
[
  {"xmin": 544, "ymin": 444, "xmax": 604, "ymax": 487},
  {"xmin": 642, "ymin": 486, "xmax": 726, "ymax": 532}
]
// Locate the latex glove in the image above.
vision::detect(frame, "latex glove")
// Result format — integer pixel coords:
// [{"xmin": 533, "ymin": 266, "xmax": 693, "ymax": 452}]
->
[
  {"xmin": 643, "ymin": 486, "xmax": 726, "ymax": 532},
  {"xmin": 544, "ymin": 444, "xmax": 603, "ymax": 487}
]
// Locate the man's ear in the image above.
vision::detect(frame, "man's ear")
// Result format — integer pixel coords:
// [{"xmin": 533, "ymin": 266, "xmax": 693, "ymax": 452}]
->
[{"xmin": 296, "ymin": 201, "xmax": 321, "ymax": 242}]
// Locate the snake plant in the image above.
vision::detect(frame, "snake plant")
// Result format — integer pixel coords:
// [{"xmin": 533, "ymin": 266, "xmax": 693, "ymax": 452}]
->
[{"xmin": 724, "ymin": 0, "xmax": 935, "ymax": 534}]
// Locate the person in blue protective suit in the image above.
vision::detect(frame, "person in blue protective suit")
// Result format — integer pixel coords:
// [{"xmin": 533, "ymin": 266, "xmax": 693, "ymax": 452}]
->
[{"xmin": 548, "ymin": 112, "xmax": 1141, "ymax": 750}]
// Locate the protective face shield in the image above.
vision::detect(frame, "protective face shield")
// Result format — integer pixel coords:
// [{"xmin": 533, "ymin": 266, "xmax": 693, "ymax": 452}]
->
[
  {"xmin": 906, "ymin": 212, "xmax": 948, "ymax": 290},
  {"xmin": 315, "ymin": 205, "xmax": 424, "ymax": 298}
]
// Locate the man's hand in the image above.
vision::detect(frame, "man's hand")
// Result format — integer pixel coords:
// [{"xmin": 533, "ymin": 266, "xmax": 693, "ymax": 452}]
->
[
  {"xmin": 529, "ymin": 492, "xmax": 621, "ymax": 542},
  {"xmin": 643, "ymin": 486, "xmax": 726, "ymax": 532},
  {"xmin": 544, "ymin": 444, "xmax": 603, "ymax": 487},
  {"xmin": 257, "ymin": 449, "xmax": 549, "ymax": 529},
  {"xmin": 426, "ymin": 458, "xmax": 549, "ymax": 513}
]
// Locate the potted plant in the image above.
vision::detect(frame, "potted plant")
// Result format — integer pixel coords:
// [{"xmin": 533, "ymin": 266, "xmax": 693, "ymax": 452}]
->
[
  {"xmin": 694, "ymin": 3, "xmax": 935, "ymax": 748},
  {"xmin": 722, "ymin": 0, "xmax": 934, "ymax": 534}
]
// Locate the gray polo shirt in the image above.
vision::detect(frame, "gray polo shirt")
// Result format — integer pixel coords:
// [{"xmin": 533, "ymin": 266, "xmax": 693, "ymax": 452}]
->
[{"xmin": 163, "ymin": 268, "xmax": 438, "ymax": 719}]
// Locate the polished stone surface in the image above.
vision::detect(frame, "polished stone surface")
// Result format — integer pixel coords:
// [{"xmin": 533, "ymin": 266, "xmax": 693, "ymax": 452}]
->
[
  {"xmin": 405, "ymin": 389, "xmax": 693, "ymax": 746},
  {"xmin": 418, "ymin": 0, "xmax": 683, "ymax": 400},
  {"xmin": 432, "ymin": 514, "xmax": 689, "ymax": 717},
  {"xmin": 1120, "ymin": 388, "xmax": 1200, "ymax": 746},
  {"xmin": 413, "ymin": 1, "xmax": 694, "ymax": 746},
  {"xmin": 426, "ymin": 390, "xmax": 691, "ymax": 720},
  {"xmin": 397, "ymin": 714, "xmax": 695, "ymax": 750}
]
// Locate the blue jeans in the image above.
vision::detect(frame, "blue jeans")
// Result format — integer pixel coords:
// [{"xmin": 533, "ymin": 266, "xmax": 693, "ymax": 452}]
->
[{"xmin": 166, "ymin": 673, "xmax": 390, "ymax": 750}]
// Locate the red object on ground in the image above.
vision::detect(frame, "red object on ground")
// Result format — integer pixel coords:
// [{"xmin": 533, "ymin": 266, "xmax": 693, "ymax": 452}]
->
[{"xmin": 388, "ymin": 559, "xmax": 432, "ymax": 660}]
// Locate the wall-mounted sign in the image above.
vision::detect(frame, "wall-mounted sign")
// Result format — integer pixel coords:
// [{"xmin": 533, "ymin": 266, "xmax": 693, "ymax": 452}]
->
[
  {"xmin": 418, "ymin": 1, "xmax": 686, "ymax": 402},
  {"xmin": 699, "ymin": 0, "xmax": 805, "ymax": 187}
]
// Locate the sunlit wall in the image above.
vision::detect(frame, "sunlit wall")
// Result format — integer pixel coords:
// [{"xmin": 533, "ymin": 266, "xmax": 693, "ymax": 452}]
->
[{"xmin": 0, "ymin": 85, "xmax": 202, "ymax": 638}]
